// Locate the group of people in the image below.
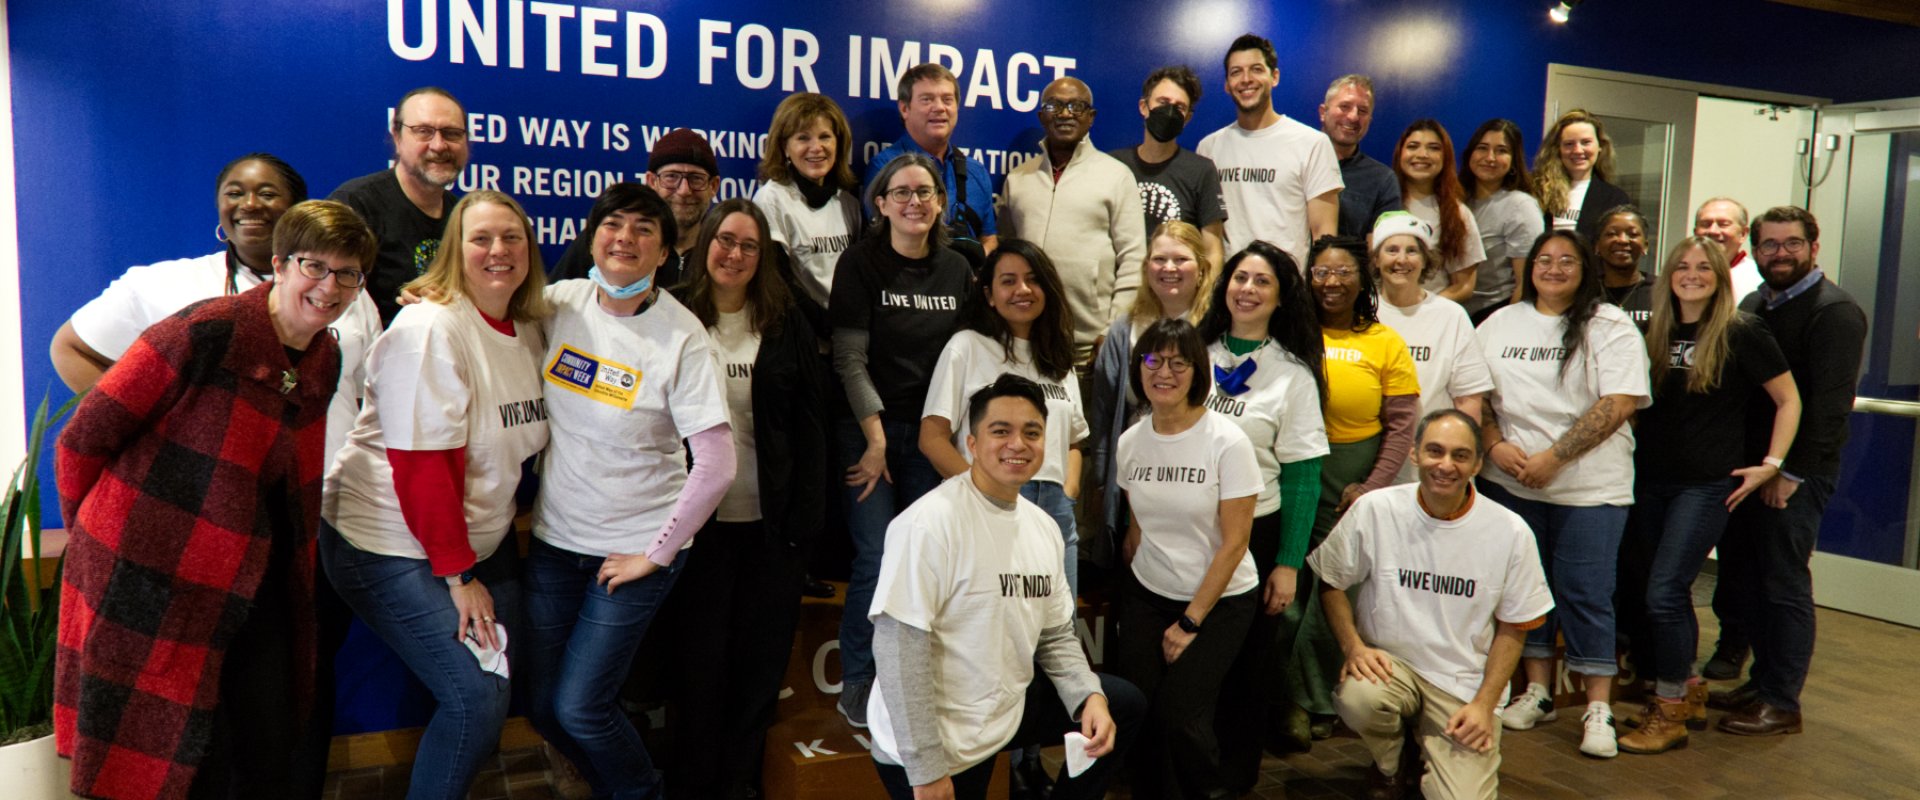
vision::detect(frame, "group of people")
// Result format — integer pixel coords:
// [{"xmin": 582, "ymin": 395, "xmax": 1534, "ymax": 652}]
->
[{"xmin": 46, "ymin": 28, "xmax": 1867, "ymax": 800}]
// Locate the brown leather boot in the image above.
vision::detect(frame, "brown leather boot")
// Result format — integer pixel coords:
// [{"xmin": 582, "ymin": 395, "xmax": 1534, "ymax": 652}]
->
[
  {"xmin": 1619, "ymin": 699, "xmax": 1691, "ymax": 754},
  {"xmin": 1622, "ymin": 697, "xmax": 1656, "ymax": 730},
  {"xmin": 1682, "ymin": 682, "xmax": 1710, "ymax": 730}
]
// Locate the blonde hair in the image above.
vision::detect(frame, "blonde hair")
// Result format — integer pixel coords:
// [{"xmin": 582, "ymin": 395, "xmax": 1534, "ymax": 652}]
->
[
  {"xmin": 404, "ymin": 191, "xmax": 553, "ymax": 322},
  {"xmin": 758, "ymin": 93, "xmax": 858, "ymax": 192},
  {"xmin": 1130, "ymin": 220, "xmax": 1214, "ymax": 324},
  {"xmin": 1646, "ymin": 236, "xmax": 1738, "ymax": 394},
  {"xmin": 1533, "ymin": 109, "xmax": 1615, "ymax": 219}
]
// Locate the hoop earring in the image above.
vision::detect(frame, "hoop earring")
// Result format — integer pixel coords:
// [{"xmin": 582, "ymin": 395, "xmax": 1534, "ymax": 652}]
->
[{"xmin": 214, "ymin": 223, "xmax": 229, "ymax": 243}]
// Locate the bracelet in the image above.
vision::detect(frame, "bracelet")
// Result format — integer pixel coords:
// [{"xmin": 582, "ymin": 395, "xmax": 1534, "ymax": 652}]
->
[{"xmin": 1763, "ymin": 456, "xmax": 1785, "ymax": 469}]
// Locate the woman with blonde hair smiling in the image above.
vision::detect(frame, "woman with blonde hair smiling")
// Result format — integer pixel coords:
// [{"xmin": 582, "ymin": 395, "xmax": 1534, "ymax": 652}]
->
[{"xmin": 1533, "ymin": 110, "xmax": 1632, "ymax": 243}]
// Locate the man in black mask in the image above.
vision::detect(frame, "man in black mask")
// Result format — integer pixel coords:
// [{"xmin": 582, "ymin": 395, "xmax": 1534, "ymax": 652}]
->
[
  {"xmin": 1108, "ymin": 65, "xmax": 1227, "ymax": 269},
  {"xmin": 1319, "ymin": 73, "xmax": 1401, "ymax": 238}
]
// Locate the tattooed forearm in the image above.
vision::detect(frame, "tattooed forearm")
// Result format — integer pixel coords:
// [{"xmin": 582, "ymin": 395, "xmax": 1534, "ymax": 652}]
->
[{"xmin": 1551, "ymin": 395, "xmax": 1632, "ymax": 462}]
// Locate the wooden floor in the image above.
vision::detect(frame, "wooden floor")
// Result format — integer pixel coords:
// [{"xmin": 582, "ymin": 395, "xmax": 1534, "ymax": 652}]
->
[{"xmin": 326, "ymin": 603, "xmax": 1920, "ymax": 800}]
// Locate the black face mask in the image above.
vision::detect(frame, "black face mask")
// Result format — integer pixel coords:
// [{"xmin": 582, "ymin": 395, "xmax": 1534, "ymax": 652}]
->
[{"xmin": 1145, "ymin": 104, "xmax": 1187, "ymax": 143}]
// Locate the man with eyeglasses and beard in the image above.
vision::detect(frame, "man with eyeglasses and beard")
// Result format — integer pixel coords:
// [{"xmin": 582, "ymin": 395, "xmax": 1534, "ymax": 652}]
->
[
  {"xmin": 330, "ymin": 86, "xmax": 471, "ymax": 325},
  {"xmin": 552, "ymin": 128, "xmax": 719, "ymax": 289}
]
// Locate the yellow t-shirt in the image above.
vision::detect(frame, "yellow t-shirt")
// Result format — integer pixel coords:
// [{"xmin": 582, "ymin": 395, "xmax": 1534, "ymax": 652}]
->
[{"xmin": 1321, "ymin": 323, "xmax": 1421, "ymax": 444}]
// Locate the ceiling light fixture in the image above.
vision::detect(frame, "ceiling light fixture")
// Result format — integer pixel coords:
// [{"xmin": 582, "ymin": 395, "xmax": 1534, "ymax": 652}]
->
[{"xmin": 1549, "ymin": 0, "xmax": 1584, "ymax": 24}]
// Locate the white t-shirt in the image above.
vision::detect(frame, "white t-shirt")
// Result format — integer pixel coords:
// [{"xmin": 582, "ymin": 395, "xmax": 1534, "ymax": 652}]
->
[
  {"xmin": 1378, "ymin": 293, "xmax": 1494, "ymax": 484},
  {"xmin": 1116, "ymin": 411, "xmax": 1265, "ymax": 599},
  {"xmin": 325, "ymin": 292, "xmax": 385, "ymax": 481},
  {"xmin": 922, "ymin": 331, "xmax": 1090, "ymax": 487},
  {"xmin": 1204, "ymin": 340, "xmax": 1330, "ymax": 516},
  {"xmin": 1475, "ymin": 302, "xmax": 1651, "ymax": 505},
  {"xmin": 69, "ymin": 252, "xmax": 266, "ymax": 360},
  {"xmin": 325, "ymin": 296, "xmax": 551, "ymax": 561},
  {"xmin": 752, "ymin": 180, "xmax": 862, "ymax": 308},
  {"xmin": 532, "ymin": 281, "xmax": 730, "ymax": 556},
  {"xmin": 711, "ymin": 308, "xmax": 763, "ymax": 522},
  {"xmin": 1197, "ymin": 115, "xmax": 1345, "ymax": 263},
  {"xmin": 1309, "ymin": 484, "xmax": 1555, "ymax": 704},
  {"xmin": 867, "ymin": 475, "xmax": 1076, "ymax": 776},
  {"xmin": 1404, "ymin": 195, "xmax": 1488, "ymax": 294},
  {"xmin": 1554, "ymin": 179, "xmax": 1591, "ymax": 232}
]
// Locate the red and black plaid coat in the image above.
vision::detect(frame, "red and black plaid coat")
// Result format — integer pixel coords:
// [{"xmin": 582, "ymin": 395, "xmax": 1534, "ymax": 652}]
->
[{"xmin": 53, "ymin": 283, "xmax": 340, "ymax": 800}]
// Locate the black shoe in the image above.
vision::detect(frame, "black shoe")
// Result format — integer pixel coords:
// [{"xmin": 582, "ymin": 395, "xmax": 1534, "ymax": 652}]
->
[
  {"xmin": 1706, "ymin": 682, "xmax": 1760, "ymax": 712},
  {"xmin": 1702, "ymin": 645, "xmax": 1749, "ymax": 681},
  {"xmin": 802, "ymin": 575, "xmax": 836, "ymax": 599},
  {"xmin": 1010, "ymin": 753, "xmax": 1054, "ymax": 800}
]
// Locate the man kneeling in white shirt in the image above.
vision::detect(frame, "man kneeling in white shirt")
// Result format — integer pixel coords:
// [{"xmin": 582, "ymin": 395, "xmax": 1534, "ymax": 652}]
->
[
  {"xmin": 1308, "ymin": 410, "xmax": 1554, "ymax": 800},
  {"xmin": 868, "ymin": 374, "xmax": 1145, "ymax": 799}
]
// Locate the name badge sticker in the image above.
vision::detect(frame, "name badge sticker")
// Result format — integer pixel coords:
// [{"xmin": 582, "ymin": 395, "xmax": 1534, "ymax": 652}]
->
[{"xmin": 545, "ymin": 344, "xmax": 640, "ymax": 409}]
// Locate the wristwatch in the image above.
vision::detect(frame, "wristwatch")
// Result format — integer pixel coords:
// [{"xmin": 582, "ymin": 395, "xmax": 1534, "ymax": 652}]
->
[
  {"xmin": 444, "ymin": 570, "xmax": 476, "ymax": 587},
  {"xmin": 1176, "ymin": 614, "xmax": 1202, "ymax": 634}
]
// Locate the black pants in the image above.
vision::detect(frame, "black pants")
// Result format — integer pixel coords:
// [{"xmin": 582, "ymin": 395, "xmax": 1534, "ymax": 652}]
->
[
  {"xmin": 872, "ymin": 672, "xmax": 1146, "ymax": 800},
  {"xmin": 1216, "ymin": 511, "xmax": 1305, "ymax": 792},
  {"xmin": 1115, "ymin": 573, "xmax": 1257, "ymax": 799},
  {"xmin": 664, "ymin": 520, "xmax": 809, "ymax": 800},
  {"xmin": 187, "ymin": 576, "xmax": 327, "ymax": 799},
  {"xmin": 1715, "ymin": 475, "xmax": 1834, "ymax": 711}
]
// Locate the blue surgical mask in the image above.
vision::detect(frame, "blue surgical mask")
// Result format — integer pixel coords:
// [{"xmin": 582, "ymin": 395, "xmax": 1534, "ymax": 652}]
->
[{"xmin": 589, "ymin": 266, "xmax": 652, "ymax": 300}]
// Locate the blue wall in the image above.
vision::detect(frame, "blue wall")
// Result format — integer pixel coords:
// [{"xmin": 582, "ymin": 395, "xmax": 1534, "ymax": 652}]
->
[{"xmin": 13, "ymin": 0, "xmax": 1920, "ymax": 523}]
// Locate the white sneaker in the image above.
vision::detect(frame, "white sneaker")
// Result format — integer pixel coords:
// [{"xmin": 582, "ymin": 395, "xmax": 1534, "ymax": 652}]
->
[
  {"xmin": 1580, "ymin": 702, "xmax": 1619, "ymax": 758},
  {"xmin": 1498, "ymin": 682, "xmax": 1557, "ymax": 730}
]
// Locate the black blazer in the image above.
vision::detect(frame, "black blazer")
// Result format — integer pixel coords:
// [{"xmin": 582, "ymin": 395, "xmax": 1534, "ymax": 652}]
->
[
  {"xmin": 1572, "ymin": 177, "xmax": 1634, "ymax": 245},
  {"xmin": 745, "ymin": 301, "xmax": 830, "ymax": 551}
]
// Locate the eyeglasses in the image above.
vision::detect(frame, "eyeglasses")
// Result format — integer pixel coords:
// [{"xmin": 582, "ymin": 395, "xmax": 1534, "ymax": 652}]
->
[
  {"xmin": 292, "ymin": 256, "xmax": 367, "ymax": 288},
  {"xmin": 1532, "ymin": 255, "xmax": 1581, "ymax": 274},
  {"xmin": 1039, "ymin": 100, "xmax": 1094, "ymax": 117},
  {"xmin": 714, "ymin": 232, "xmax": 760, "ymax": 258},
  {"xmin": 1756, "ymin": 238, "xmax": 1809, "ymax": 256},
  {"xmin": 1140, "ymin": 354, "xmax": 1193, "ymax": 373},
  {"xmin": 1310, "ymin": 266, "xmax": 1357, "ymax": 281},
  {"xmin": 654, "ymin": 171, "xmax": 713, "ymax": 191},
  {"xmin": 398, "ymin": 123, "xmax": 467, "ymax": 144},
  {"xmin": 885, "ymin": 186, "xmax": 938, "ymax": 204}
]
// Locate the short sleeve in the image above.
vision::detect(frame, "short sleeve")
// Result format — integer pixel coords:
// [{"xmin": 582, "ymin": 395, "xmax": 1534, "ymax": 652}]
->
[
  {"xmin": 751, "ymin": 184, "xmax": 792, "ymax": 246},
  {"xmin": 1064, "ymin": 371, "xmax": 1091, "ymax": 444},
  {"xmin": 1589, "ymin": 310, "xmax": 1652, "ymax": 408},
  {"xmin": 1448, "ymin": 313, "xmax": 1496, "ymax": 397},
  {"xmin": 1455, "ymin": 202, "xmax": 1488, "ymax": 271},
  {"xmin": 1497, "ymin": 520, "xmax": 1555, "ymax": 624},
  {"xmin": 668, "ymin": 329, "xmax": 732, "ymax": 437},
  {"xmin": 1217, "ymin": 422, "xmax": 1265, "ymax": 500},
  {"xmin": 69, "ymin": 267, "xmax": 167, "ymax": 360},
  {"xmin": 1304, "ymin": 134, "xmax": 1346, "ymax": 199},
  {"xmin": 921, "ymin": 335, "xmax": 971, "ymax": 423},
  {"xmin": 1504, "ymin": 195, "xmax": 1546, "ymax": 253},
  {"xmin": 1273, "ymin": 360, "xmax": 1331, "ymax": 462},
  {"xmin": 1377, "ymin": 329, "xmax": 1422, "ymax": 396},
  {"xmin": 369, "ymin": 314, "xmax": 471, "ymax": 450},
  {"xmin": 1114, "ymin": 429, "xmax": 1139, "ymax": 493},
  {"xmin": 869, "ymin": 511, "xmax": 954, "ymax": 631},
  {"xmin": 1197, "ymin": 158, "xmax": 1229, "ymax": 227},
  {"xmin": 1307, "ymin": 503, "xmax": 1369, "ymax": 590}
]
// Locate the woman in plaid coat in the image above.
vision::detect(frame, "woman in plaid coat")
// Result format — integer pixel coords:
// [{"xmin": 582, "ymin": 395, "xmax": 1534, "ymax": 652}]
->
[{"xmin": 54, "ymin": 200, "xmax": 377, "ymax": 800}]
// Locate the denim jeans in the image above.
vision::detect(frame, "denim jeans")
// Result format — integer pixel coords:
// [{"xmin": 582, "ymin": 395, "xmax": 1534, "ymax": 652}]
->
[
  {"xmin": 837, "ymin": 417, "xmax": 941, "ymax": 689},
  {"xmin": 1633, "ymin": 479, "xmax": 1736, "ymax": 690},
  {"xmin": 1716, "ymin": 474, "xmax": 1833, "ymax": 711},
  {"xmin": 1020, "ymin": 479, "xmax": 1080, "ymax": 596},
  {"xmin": 1478, "ymin": 481, "xmax": 1628, "ymax": 677},
  {"xmin": 319, "ymin": 523, "xmax": 523, "ymax": 800},
  {"xmin": 522, "ymin": 537, "xmax": 686, "ymax": 800}
]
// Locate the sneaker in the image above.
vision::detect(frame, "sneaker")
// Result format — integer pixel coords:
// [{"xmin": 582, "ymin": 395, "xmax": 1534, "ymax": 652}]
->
[
  {"xmin": 837, "ymin": 681, "xmax": 870, "ymax": 728},
  {"xmin": 1580, "ymin": 702, "xmax": 1618, "ymax": 758},
  {"xmin": 1498, "ymin": 683, "xmax": 1557, "ymax": 730}
]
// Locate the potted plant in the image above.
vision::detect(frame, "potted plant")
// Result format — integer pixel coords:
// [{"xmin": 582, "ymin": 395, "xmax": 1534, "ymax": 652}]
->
[{"xmin": 1, "ymin": 393, "xmax": 78, "ymax": 796}]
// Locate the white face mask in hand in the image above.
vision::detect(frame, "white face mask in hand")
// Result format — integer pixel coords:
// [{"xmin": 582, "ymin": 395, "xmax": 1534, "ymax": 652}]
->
[
  {"xmin": 464, "ymin": 623, "xmax": 511, "ymax": 679},
  {"xmin": 1064, "ymin": 731, "xmax": 1096, "ymax": 777}
]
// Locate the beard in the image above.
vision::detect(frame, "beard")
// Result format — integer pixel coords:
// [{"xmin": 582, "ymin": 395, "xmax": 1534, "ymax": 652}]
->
[
  {"xmin": 407, "ymin": 155, "xmax": 462, "ymax": 187},
  {"xmin": 1762, "ymin": 254, "xmax": 1813, "ymax": 290}
]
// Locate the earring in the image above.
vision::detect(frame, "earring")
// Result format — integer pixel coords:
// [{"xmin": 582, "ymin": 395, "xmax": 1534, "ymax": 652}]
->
[{"xmin": 214, "ymin": 223, "xmax": 229, "ymax": 243}]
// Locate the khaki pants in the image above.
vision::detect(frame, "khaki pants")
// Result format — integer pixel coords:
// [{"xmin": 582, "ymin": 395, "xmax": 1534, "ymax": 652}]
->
[{"xmin": 1333, "ymin": 654, "xmax": 1501, "ymax": 800}]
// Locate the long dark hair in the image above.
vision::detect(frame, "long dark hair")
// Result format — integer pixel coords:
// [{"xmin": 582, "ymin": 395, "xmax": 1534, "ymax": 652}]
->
[
  {"xmin": 679, "ymin": 198, "xmax": 791, "ymax": 337},
  {"xmin": 1197, "ymin": 241, "xmax": 1327, "ymax": 406},
  {"xmin": 1458, "ymin": 118, "xmax": 1533, "ymax": 197},
  {"xmin": 1307, "ymin": 235, "xmax": 1378, "ymax": 332},
  {"xmin": 1518, "ymin": 230, "xmax": 1607, "ymax": 381},
  {"xmin": 216, "ymin": 152, "xmax": 308, "ymax": 293},
  {"xmin": 963, "ymin": 239, "xmax": 1074, "ymax": 381},
  {"xmin": 1393, "ymin": 119, "xmax": 1470, "ymax": 268}
]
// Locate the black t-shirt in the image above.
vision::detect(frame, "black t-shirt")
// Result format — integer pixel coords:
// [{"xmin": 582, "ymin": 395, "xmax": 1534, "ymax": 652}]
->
[
  {"xmin": 549, "ymin": 234, "xmax": 687, "ymax": 291},
  {"xmin": 1107, "ymin": 146, "xmax": 1227, "ymax": 243},
  {"xmin": 328, "ymin": 170, "xmax": 455, "ymax": 326},
  {"xmin": 828, "ymin": 236, "xmax": 972, "ymax": 424},
  {"xmin": 1635, "ymin": 316, "xmax": 1790, "ymax": 483},
  {"xmin": 1604, "ymin": 278, "xmax": 1654, "ymax": 330}
]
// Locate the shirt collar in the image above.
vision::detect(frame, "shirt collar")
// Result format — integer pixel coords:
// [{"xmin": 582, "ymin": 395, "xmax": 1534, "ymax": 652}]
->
[{"xmin": 1759, "ymin": 267, "xmax": 1823, "ymax": 310}]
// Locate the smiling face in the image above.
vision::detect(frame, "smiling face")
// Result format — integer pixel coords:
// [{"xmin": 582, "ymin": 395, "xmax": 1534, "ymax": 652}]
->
[
  {"xmin": 901, "ymin": 77, "xmax": 959, "ymax": 149},
  {"xmin": 1224, "ymin": 49, "xmax": 1277, "ymax": 115},
  {"xmin": 646, "ymin": 166, "xmax": 717, "ymax": 240},
  {"xmin": 1038, "ymin": 78, "xmax": 1095, "ymax": 151},
  {"xmin": 1414, "ymin": 415, "xmax": 1482, "ymax": 505},
  {"xmin": 1226, "ymin": 255, "xmax": 1280, "ymax": 331},
  {"xmin": 461, "ymin": 201, "xmax": 530, "ymax": 310},
  {"xmin": 1318, "ymin": 83, "xmax": 1373, "ymax": 150},
  {"xmin": 1558, "ymin": 122, "xmax": 1600, "ymax": 181},
  {"xmin": 1310, "ymin": 247, "xmax": 1361, "ymax": 320},
  {"xmin": 1598, "ymin": 215, "xmax": 1648, "ymax": 272},
  {"xmin": 1139, "ymin": 347, "xmax": 1195, "ymax": 408},
  {"xmin": 592, "ymin": 208, "xmax": 669, "ymax": 284},
  {"xmin": 706, "ymin": 211, "xmax": 762, "ymax": 294},
  {"xmin": 218, "ymin": 159, "xmax": 297, "ymax": 269},
  {"xmin": 967, "ymin": 395, "xmax": 1047, "ymax": 493},
  {"xmin": 393, "ymin": 92, "xmax": 468, "ymax": 188},
  {"xmin": 877, "ymin": 164, "xmax": 943, "ymax": 242},
  {"xmin": 987, "ymin": 253, "xmax": 1045, "ymax": 335},
  {"xmin": 1668, "ymin": 244, "xmax": 1719, "ymax": 307},
  {"xmin": 1374, "ymin": 234, "xmax": 1428, "ymax": 293},
  {"xmin": 1468, "ymin": 130, "xmax": 1515, "ymax": 189},
  {"xmin": 1147, "ymin": 235, "xmax": 1202, "ymax": 309},
  {"xmin": 271, "ymin": 249, "xmax": 363, "ymax": 343},
  {"xmin": 1530, "ymin": 235, "xmax": 1583, "ymax": 307},
  {"xmin": 1694, "ymin": 200, "xmax": 1748, "ymax": 256},
  {"xmin": 1753, "ymin": 220, "xmax": 1818, "ymax": 289},
  {"xmin": 1398, "ymin": 129, "xmax": 1446, "ymax": 187},
  {"xmin": 783, "ymin": 115, "xmax": 838, "ymax": 183}
]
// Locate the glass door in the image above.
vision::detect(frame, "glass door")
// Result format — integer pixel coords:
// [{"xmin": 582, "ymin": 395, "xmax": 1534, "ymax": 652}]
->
[{"xmin": 1544, "ymin": 69, "xmax": 1695, "ymax": 269}]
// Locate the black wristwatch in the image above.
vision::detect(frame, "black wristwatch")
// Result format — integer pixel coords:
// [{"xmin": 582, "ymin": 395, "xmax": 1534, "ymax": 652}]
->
[
  {"xmin": 444, "ymin": 570, "xmax": 476, "ymax": 587},
  {"xmin": 1176, "ymin": 614, "xmax": 1202, "ymax": 634}
]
